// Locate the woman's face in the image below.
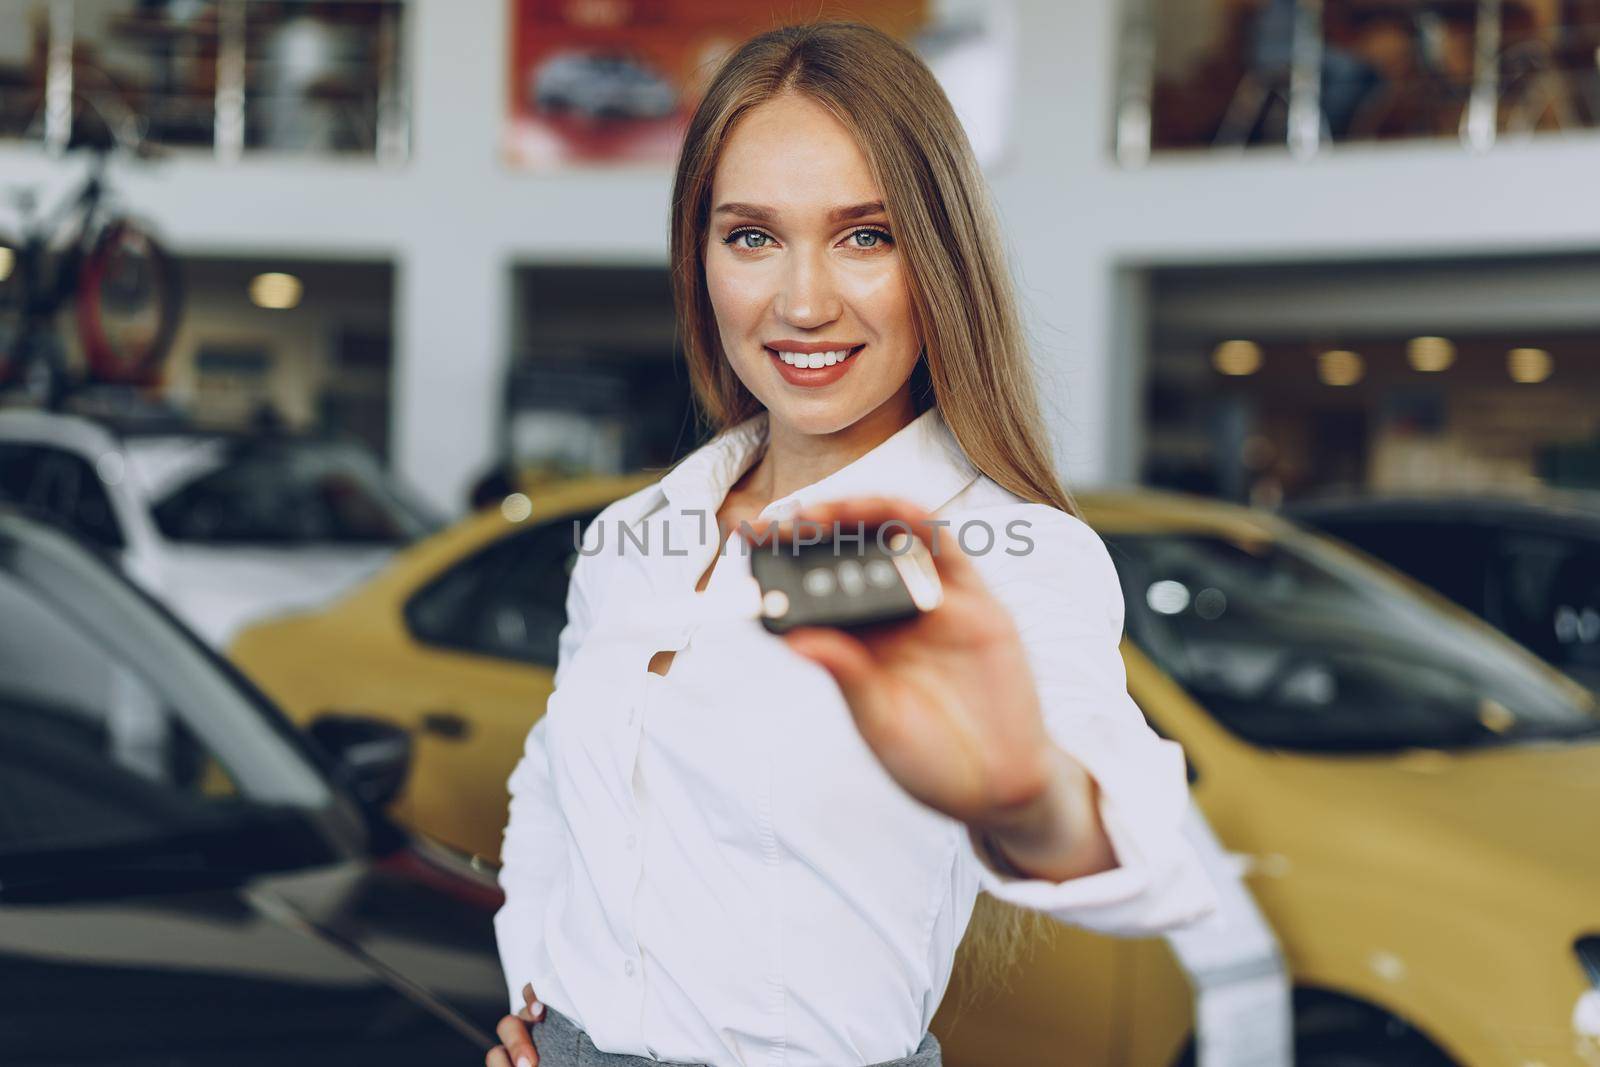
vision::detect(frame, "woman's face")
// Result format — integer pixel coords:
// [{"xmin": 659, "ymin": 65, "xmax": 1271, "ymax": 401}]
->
[{"xmin": 703, "ymin": 92, "xmax": 920, "ymax": 436}]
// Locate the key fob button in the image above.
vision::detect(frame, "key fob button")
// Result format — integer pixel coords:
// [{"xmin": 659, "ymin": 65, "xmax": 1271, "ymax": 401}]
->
[
  {"xmin": 802, "ymin": 567, "xmax": 836, "ymax": 597},
  {"xmin": 751, "ymin": 532, "xmax": 941, "ymax": 635},
  {"xmin": 837, "ymin": 559, "xmax": 865, "ymax": 596},
  {"xmin": 866, "ymin": 559, "xmax": 897, "ymax": 588}
]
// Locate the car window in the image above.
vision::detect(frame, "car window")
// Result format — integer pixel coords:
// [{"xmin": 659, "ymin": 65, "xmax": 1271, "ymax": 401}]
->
[
  {"xmin": 0, "ymin": 570, "xmax": 240, "ymax": 853},
  {"xmin": 1302, "ymin": 517, "xmax": 1489, "ymax": 616},
  {"xmin": 0, "ymin": 516, "xmax": 355, "ymax": 877},
  {"xmin": 148, "ymin": 440, "xmax": 436, "ymax": 546},
  {"xmin": 0, "ymin": 442, "xmax": 125, "ymax": 552},
  {"xmin": 1492, "ymin": 528, "xmax": 1600, "ymax": 687},
  {"xmin": 405, "ymin": 511, "xmax": 596, "ymax": 667},
  {"xmin": 1103, "ymin": 531, "xmax": 1600, "ymax": 753}
]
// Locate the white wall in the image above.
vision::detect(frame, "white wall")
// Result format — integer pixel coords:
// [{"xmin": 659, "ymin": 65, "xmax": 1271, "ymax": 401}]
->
[{"xmin": 6, "ymin": 0, "xmax": 1600, "ymax": 513}]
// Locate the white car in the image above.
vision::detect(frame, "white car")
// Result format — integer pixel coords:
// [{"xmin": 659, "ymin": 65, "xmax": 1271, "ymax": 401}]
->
[{"xmin": 0, "ymin": 410, "xmax": 442, "ymax": 646}]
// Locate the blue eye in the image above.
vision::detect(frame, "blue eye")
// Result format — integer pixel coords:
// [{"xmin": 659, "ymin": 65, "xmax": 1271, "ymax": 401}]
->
[
  {"xmin": 722, "ymin": 227, "xmax": 893, "ymax": 251},
  {"xmin": 849, "ymin": 228, "xmax": 893, "ymax": 249},
  {"xmin": 726, "ymin": 229, "xmax": 771, "ymax": 250}
]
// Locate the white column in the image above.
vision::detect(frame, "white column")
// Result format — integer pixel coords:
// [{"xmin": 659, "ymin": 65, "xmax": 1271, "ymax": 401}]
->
[
  {"xmin": 390, "ymin": 0, "xmax": 510, "ymax": 516},
  {"xmin": 991, "ymin": 0, "xmax": 1126, "ymax": 488}
]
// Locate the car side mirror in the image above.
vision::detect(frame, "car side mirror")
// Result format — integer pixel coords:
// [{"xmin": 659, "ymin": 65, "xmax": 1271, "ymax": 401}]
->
[{"xmin": 307, "ymin": 714, "xmax": 412, "ymax": 809}]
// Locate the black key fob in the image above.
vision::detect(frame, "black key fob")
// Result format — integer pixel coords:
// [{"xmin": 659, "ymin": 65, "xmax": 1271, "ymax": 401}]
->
[{"xmin": 749, "ymin": 528, "xmax": 944, "ymax": 635}]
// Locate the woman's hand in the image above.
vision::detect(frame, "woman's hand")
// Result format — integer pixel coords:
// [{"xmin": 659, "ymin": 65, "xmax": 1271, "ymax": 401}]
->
[
  {"xmin": 744, "ymin": 497, "xmax": 1116, "ymax": 882},
  {"xmin": 485, "ymin": 983, "xmax": 546, "ymax": 1067}
]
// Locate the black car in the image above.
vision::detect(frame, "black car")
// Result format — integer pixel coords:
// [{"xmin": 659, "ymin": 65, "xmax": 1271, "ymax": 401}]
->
[
  {"xmin": 1285, "ymin": 489, "xmax": 1600, "ymax": 692},
  {"xmin": 0, "ymin": 507, "xmax": 511, "ymax": 1064}
]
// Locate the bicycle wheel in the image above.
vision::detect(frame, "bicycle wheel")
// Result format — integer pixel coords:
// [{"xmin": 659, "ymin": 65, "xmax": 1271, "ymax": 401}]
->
[
  {"xmin": 76, "ymin": 218, "xmax": 183, "ymax": 385},
  {"xmin": 0, "ymin": 230, "xmax": 21, "ymax": 386}
]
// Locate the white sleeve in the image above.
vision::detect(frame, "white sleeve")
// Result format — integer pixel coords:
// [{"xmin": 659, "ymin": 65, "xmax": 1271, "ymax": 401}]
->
[
  {"xmin": 492, "ymin": 511, "xmax": 601, "ymax": 1012},
  {"xmin": 961, "ymin": 505, "xmax": 1219, "ymax": 936}
]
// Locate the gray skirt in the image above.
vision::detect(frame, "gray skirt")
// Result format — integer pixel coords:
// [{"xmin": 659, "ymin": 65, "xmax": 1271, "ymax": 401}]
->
[{"xmin": 531, "ymin": 1003, "xmax": 942, "ymax": 1067}]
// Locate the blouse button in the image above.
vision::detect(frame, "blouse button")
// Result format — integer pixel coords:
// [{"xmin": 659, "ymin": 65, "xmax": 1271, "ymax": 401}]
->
[
  {"xmin": 626, "ymin": 833, "xmax": 638, "ymax": 850},
  {"xmin": 624, "ymin": 959, "xmax": 636, "ymax": 977}
]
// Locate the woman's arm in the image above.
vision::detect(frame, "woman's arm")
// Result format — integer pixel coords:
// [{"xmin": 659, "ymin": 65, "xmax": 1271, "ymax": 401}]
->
[
  {"xmin": 746, "ymin": 498, "xmax": 1217, "ymax": 938},
  {"xmin": 960, "ymin": 505, "xmax": 1217, "ymax": 934},
  {"xmin": 492, "ymin": 512, "xmax": 602, "ymax": 1014}
]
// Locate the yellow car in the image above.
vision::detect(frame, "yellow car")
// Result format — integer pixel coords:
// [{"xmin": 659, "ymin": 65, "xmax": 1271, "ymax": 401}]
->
[
  {"xmin": 229, "ymin": 474, "xmax": 655, "ymax": 858},
  {"xmin": 230, "ymin": 480, "xmax": 1600, "ymax": 1067}
]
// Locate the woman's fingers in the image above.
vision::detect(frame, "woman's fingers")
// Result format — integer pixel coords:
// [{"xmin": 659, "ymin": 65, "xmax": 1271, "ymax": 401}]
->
[
  {"xmin": 519, "ymin": 982, "xmax": 546, "ymax": 1023},
  {"xmin": 743, "ymin": 496, "xmax": 981, "ymax": 587},
  {"xmin": 783, "ymin": 624, "xmax": 878, "ymax": 697},
  {"xmin": 494, "ymin": 1012, "xmax": 539, "ymax": 1067},
  {"xmin": 486, "ymin": 1046, "xmax": 514, "ymax": 1067}
]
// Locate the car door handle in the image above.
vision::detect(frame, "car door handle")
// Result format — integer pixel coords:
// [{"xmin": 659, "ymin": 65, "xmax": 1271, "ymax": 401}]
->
[{"xmin": 419, "ymin": 710, "xmax": 472, "ymax": 741}]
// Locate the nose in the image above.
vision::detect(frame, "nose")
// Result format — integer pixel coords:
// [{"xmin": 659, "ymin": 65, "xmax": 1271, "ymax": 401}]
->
[{"xmin": 775, "ymin": 246, "xmax": 842, "ymax": 330}]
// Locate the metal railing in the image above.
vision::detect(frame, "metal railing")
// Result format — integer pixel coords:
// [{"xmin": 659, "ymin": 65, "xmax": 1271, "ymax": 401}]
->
[
  {"xmin": 1115, "ymin": 0, "xmax": 1600, "ymax": 164},
  {"xmin": 4, "ymin": 0, "xmax": 410, "ymax": 164}
]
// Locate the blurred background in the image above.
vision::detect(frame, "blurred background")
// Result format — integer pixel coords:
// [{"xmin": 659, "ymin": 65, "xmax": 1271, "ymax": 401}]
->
[
  {"xmin": 5, "ymin": 0, "xmax": 1600, "ymax": 508},
  {"xmin": 3, "ymin": 2, "xmax": 1600, "ymax": 1066}
]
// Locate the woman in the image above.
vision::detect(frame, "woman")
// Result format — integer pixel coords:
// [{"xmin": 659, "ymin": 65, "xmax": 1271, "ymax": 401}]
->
[{"xmin": 487, "ymin": 21, "xmax": 1217, "ymax": 1067}]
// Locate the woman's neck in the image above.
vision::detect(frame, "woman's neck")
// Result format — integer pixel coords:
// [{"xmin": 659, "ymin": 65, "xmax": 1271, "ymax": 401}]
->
[{"xmin": 736, "ymin": 388, "xmax": 918, "ymax": 510}]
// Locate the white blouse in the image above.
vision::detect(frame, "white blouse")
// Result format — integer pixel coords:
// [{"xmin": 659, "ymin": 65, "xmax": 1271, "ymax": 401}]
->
[{"xmin": 493, "ymin": 404, "xmax": 1218, "ymax": 1067}]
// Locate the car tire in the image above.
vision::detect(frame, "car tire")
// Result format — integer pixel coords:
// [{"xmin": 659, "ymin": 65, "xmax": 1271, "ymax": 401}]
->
[
  {"xmin": 1171, "ymin": 990, "xmax": 1458, "ymax": 1067},
  {"xmin": 1297, "ymin": 1034, "xmax": 1447, "ymax": 1067},
  {"xmin": 1172, "ymin": 1031, "xmax": 1454, "ymax": 1067}
]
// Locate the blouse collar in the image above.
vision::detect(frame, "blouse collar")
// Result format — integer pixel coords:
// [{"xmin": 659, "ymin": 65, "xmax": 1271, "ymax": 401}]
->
[{"xmin": 658, "ymin": 404, "xmax": 982, "ymax": 521}]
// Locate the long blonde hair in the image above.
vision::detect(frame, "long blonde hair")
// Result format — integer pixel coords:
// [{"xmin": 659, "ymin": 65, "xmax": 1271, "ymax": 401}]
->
[{"xmin": 668, "ymin": 19, "xmax": 1075, "ymax": 1003}]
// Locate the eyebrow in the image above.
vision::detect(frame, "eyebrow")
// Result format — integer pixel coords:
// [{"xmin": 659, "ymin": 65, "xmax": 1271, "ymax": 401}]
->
[{"xmin": 712, "ymin": 200, "xmax": 887, "ymax": 224}]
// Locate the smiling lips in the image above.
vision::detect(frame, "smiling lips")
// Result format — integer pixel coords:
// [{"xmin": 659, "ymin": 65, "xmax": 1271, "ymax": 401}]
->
[
  {"xmin": 764, "ymin": 343, "xmax": 865, "ymax": 387},
  {"xmin": 770, "ymin": 347, "xmax": 856, "ymax": 368}
]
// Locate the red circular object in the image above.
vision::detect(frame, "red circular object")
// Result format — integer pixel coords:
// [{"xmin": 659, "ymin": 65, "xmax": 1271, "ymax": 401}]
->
[{"xmin": 76, "ymin": 218, "xmax": 182, "ymax": 386}]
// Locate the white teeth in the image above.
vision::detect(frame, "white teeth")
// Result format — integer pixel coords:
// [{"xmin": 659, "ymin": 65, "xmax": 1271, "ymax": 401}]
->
[{"xmin": 773, "ymin": 348, "xmax": 854, "ymax": 368}]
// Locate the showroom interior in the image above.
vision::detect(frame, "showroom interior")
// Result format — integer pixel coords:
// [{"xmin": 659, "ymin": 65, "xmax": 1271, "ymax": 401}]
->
[{"xmin": 2, "ymin": 1, "xmax": 1600, "ymax": 1065}]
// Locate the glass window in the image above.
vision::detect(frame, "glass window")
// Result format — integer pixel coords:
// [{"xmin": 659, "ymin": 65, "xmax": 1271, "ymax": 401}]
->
[
  {"xmin": 405, "ymin": 512, "xmax": 595, "ymax": 668},
  {"xmin": 1104, "ymin": 529, "xmax": 1600, "ymax": 753},
  {"xmin": 0, "ymin": 513, "xmax": 355, "ymax": 876},
  {"xmin": 0, "ymin": 576, "xmax": 239, "ymax": 852},
  {"xmin": 1302, "ymin": 517, "xmax": 1490, "ymax": 616},
  {"xmin": 148, "ymin": 438, "xmax": 437, "ymax": 546},
  {"xmin": 0, "ymin": 442, "xmax": 125, "ymax": 552},
  {"xmin": 1492, "ymin": 527, "xmax": 1600, "ymax": 689},
  {"xmin": 1133, "ymin": 0, "xmax": 1600, "ymax": 157},
  {"xmin": 0, "ymin": 0, "xmax": 409, "ymax": 160}
]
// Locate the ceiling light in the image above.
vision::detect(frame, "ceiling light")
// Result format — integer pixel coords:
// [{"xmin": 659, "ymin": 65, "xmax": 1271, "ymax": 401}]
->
[
  {"xmin": 249, "ymin": 272, "xmax": 303, "ymax": 310},
  {"xmin": 1407, "ymin": 336, "xmax": 1455, "ymax": 372},
  {"xmin": 1212, "ymin": 340, "xmax": 1262, "ymax": 376},
  {"xmin": 1318, "ymin": 349, "xmax": 1364, "ymax": 386},
  {"xmin": 1508, "ymin": 347, "xmax": 1552, "ymax": 383}
]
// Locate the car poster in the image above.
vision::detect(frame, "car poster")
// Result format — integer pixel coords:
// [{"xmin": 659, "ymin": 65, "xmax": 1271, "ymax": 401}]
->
[{"xmin": 503, "ymin": 0, "xmax": 1015, "ymax": 170}]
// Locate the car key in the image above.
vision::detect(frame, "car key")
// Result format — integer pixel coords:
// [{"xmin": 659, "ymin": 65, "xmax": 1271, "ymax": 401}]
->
[{"xmin": 749, "ymin": 528, "xmax": 944, "ymax": 635}]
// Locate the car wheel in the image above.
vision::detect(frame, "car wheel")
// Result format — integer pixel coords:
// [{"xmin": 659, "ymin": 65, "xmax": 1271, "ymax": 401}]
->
[
  {"xmin": 1173, "ymin": 1031, "xmax": 1454, "ymax": 1067},
  {"xmin": 1298, "ymin": 1035, "xmax": 1439, "ymax": 1067},
  {"xmin": 1171, "ymin": 990, "xmax": 1457, "ymax": 1067}
]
